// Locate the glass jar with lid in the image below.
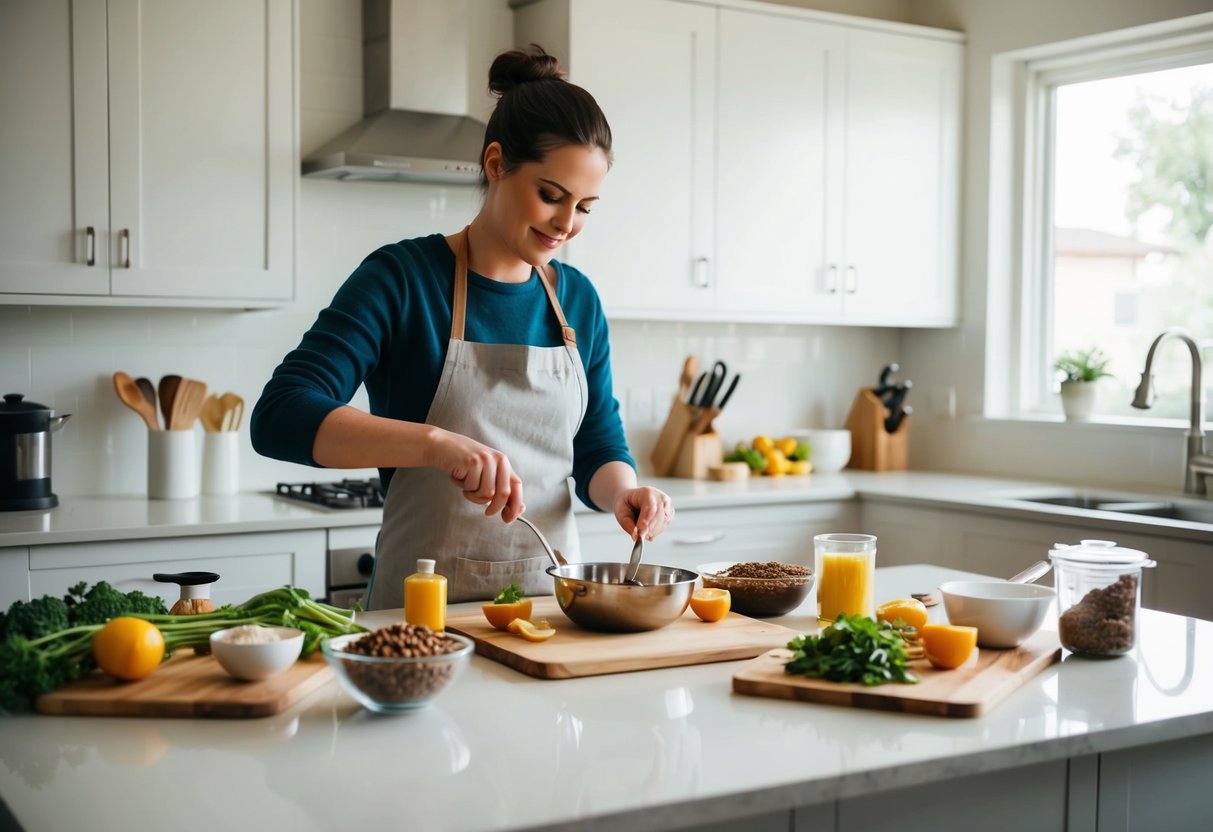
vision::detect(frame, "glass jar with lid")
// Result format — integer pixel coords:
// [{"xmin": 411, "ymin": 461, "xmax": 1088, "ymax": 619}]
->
[{"xmin": 1049, "ymin": 539, "xmax": 1156, "ymax": 656}]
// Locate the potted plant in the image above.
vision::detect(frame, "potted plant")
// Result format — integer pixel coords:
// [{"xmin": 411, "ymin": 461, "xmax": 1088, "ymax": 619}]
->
[{"xmin": 1054, "ymin": 348, "xmax": 1112, "ymax": 422}]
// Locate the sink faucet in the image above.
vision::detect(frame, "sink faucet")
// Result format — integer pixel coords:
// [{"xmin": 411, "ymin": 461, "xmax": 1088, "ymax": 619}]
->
[{"xmin": 1131, "ymin": 327, "xmax": 1211, "ymax": 496}]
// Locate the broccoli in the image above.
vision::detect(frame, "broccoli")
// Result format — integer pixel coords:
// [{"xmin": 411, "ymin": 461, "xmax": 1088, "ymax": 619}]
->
[
  {"xmin": 64, "ymin": 581, "xmax": 168, "ymax": 626},
  {"xmin": 0, "ymin": 595, "xmax": 71, "ymax": 640}
]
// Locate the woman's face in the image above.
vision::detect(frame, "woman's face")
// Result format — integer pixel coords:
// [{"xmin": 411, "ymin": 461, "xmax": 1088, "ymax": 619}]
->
[{"xmin": 484, "ymin": 142, "xmax": 609, "ymax": 266}]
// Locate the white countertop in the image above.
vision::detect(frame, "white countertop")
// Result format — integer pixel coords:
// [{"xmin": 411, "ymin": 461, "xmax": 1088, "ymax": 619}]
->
[
  {"xmin": 2, "ymin": 470, "xmax": 1211, "ymax": 548},
  {"xmin": 1, "ymin": 565, "xmax": 1210, "ymax": 832}
]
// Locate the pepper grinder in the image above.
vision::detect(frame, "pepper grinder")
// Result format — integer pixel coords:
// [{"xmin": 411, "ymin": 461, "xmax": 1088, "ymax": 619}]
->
[{"xmin": 154, "ymin": 571, "xmax": 221, "ymax": 652}]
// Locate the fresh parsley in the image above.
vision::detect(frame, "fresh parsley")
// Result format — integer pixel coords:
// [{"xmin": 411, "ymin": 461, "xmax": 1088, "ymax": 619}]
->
[
  {"xmin": 785, "ymin": 613, "xmax": 919, "ymax": 686},
  {"xmin": 492, "ymin": 583, "xmax": 526, "ymax": 605}
]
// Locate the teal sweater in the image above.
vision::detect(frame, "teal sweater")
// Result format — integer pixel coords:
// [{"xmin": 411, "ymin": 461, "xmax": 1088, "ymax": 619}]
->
[{"xmin": 251, "ymin": 233, "xmax": 634, "ymax": 510}]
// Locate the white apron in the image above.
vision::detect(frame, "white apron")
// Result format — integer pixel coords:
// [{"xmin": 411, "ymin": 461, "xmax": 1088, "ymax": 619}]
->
[{"xmin": 367, "ymin": 229, "xmax": 589, "ymax": 608}]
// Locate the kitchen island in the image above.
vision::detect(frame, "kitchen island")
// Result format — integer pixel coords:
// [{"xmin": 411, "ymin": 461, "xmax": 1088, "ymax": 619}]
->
[{"xmin": 2, "ymin": 565, "xmax": 1211, "ymax": 832}]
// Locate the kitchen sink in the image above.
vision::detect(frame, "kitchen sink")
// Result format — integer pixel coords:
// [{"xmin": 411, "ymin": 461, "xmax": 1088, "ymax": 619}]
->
[{"xmin": 1017, "ymin": 494, "xmax": 1213, "ymax": 524}]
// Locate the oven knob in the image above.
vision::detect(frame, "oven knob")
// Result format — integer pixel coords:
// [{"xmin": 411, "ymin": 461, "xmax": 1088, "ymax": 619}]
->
[{"xmin": 357, "ymin": 553, "xmax": 375, "ymax": 576}]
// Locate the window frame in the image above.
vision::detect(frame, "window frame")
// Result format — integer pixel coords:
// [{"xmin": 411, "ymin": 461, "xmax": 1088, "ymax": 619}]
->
[{"xmin": 989, "ymin": 14, "xmax": 1213, "ymax": 424}]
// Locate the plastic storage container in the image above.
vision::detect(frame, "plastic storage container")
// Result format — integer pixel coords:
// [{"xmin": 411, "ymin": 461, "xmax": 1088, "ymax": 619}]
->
[{"xmin": 1049, "ymin": 539, "xmax": 1156, "ymax": 656}]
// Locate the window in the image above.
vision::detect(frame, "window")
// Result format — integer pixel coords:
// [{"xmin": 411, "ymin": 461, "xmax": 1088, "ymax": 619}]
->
[{"xmin": 1018, "ymin": 29, "xmax": 1213, "ymax": 423}]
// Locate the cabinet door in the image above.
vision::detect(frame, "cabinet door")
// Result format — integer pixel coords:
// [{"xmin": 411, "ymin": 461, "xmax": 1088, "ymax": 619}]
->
[
  {"xmin": 838, "ymin": 30, "xmax": 961, "ymax": 326},
  {"xmin": 106, "ymin": 0, "xmax": 295, "ymax": 303},
  {"xmin": 0, "ymin": 0, "xmax": 109, "ymax": 297},
  {"xmin": 561, "ymin": 0, "xmax": 716, "ymax": 317},
  {"xmin": 716, "ymin": 10, "xmax": 839, "ymax": 319}
]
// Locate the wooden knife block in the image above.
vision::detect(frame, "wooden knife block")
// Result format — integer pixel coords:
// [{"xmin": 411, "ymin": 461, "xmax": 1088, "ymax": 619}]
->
[
  {"xmin": 844, "ymin": 389, "xmax": 908, "ymax": 471},
  {"xmin": 651, "ymin": 397, "xmax": 723, "ymax": 479}
]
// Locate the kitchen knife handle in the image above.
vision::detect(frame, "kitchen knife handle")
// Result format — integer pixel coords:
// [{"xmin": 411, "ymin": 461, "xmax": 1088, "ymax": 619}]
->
[
  {"xmin": 825, "ymin": 264, "xmax": 839, "ymax": 293},
  {"xmin": 693, "ymin": 256, "xmax": 710, "ymax": 288},
  {"xmin": 85, "ymin": 226, "xmax": 96, "ymax": 266},
  {"xmin": 844, "ymin": 264, "xmax": 857, "ymax": 293},
  {"xmin": 119, "ymin": 228, "xmax": 131, "ymax": 269}
]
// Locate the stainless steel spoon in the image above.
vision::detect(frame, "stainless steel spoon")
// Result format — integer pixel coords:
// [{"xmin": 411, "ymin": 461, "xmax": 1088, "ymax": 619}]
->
[
  {"xmin": 516, "ymin": 515, "xmax": 568, "ymax": 569},
  {"xmin": 623, "ymin": 536, "xmax": 644, "ymax": 586}
]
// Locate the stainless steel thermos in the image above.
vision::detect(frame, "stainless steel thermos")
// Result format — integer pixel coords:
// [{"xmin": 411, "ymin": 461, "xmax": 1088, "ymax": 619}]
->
[{"xmin": 0, "ymin": 393, "xmax": 70, "ymax": 511}]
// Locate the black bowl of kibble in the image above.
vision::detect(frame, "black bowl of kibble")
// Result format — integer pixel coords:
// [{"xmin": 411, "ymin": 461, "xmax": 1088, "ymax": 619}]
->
[
  {"xmin": 697, "ymin": 561, "xmax": 815, "ymax": 617},
  {"xmin": 321, "ymin": 623, "xmax": 473, "ymax": 713}
]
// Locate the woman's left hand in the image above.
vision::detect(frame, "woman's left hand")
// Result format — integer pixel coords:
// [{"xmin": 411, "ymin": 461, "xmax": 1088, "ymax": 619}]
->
[{"xmin": 613, "ymin": 487, "xmax": 674, "ymax": 542}]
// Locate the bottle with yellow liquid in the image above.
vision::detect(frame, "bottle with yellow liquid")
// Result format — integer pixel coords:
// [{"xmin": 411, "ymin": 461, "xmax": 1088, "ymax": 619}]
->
[
  {"xmin": 814, "ymin": 533, "xmax": 877, "ymax": 621},
  {"xmin": 404, "ymin": 559, "xmax": 447, "ymax": 632}
]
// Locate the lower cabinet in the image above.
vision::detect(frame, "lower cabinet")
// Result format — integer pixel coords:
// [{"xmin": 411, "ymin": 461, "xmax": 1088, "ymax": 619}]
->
[
  {"xmin": 0, "ymin": 546, "xmax": 29, "ymax": 610},
  {"xmin": 858, "ymin": 499, "xmax": 1213, "ymax": 621},
  {"xmin": 24, "ymin": 529, "xmax": 326, "ymax": 607},
  {"xmin": 577, "ymin": 501, "xmax": 857, "ymax": 571}
]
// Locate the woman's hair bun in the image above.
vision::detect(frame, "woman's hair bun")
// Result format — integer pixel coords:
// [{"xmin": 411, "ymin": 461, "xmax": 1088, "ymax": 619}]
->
[{"xmin": 488, "ymin": 44, "xmax": 565, "ymax": 97}]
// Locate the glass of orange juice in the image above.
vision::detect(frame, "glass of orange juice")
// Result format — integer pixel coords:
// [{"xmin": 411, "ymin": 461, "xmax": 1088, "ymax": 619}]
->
[{"xmin": 814, "ymin": 533, "xmax": 877, "ymax": 621}]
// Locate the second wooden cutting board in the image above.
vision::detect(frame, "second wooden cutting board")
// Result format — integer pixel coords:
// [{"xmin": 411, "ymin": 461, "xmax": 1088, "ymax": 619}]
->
[
  {"xmin": 732, "ymin": 629, "xmax": 1062, "ymax": 718},
  {"xmin": 447, "ymin": 596, "xmax": 800, "ymax": 679}
]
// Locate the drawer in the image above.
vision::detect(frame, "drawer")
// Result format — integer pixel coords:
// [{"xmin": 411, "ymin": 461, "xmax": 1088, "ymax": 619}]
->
[{"xmin": 28, "ymin": 530, "xmax": 326, "ymax": 606}]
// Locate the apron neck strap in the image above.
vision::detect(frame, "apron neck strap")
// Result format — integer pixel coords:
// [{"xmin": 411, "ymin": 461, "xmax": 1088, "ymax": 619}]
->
[{"xmin": 451, "ymin": 227, "xmax": 577, "ymax": 349}]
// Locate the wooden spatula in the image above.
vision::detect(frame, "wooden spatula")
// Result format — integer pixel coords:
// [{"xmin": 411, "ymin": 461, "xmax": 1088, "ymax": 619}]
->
[
  {"xmin": 158, "ymin": 375, "xmax": 182, "ymax": 429},
  {"xmin": 200, "ymin": 394, "xmax": 225, "ymax": 432},
  {"xmin": 169, "ymin": 378, "xmax": 208, "ymax": 431}
]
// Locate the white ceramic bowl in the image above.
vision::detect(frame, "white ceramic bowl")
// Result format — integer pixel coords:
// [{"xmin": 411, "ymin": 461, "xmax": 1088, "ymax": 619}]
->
[
  {"xmin": 210, "ymin": 626, "xmax": 305, "ymax": 681},
  {"xmin": 939, "ymin": 581, "xmax": 1055, "ymax": 648},
  {"xmin": 793, "ymin": 429, "xmax": 852, "ymax": 474}
]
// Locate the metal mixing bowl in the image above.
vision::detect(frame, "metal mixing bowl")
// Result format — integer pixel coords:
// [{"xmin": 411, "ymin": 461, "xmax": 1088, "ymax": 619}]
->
[{"xmin": 546, "ymin": 563, "xmax": 699, "ymax": 632}]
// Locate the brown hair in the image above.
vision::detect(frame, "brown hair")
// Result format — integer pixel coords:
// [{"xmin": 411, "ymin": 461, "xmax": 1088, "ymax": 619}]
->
[{"xmin": 479, "ymin": 44, "xmax": 612, "ymax": 187}]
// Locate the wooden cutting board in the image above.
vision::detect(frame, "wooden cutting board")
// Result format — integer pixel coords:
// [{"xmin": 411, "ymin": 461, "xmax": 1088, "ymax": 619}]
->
[
  {"xmin": 35, "ymin": 651, "xmax": 332, "ymax": 719},
  {"xmin": 447, "ymin": 596, "xmax": 800, "ymax": 679},
  {"xmin": 733, "ymin": 629, "xmax": 1061, "ymax": 718}
]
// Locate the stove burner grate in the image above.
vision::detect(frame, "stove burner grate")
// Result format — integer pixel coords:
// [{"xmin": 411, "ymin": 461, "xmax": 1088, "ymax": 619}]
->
[{"xmin": 276, "ymin": 479, "xmax": 385, "ymax": 509}]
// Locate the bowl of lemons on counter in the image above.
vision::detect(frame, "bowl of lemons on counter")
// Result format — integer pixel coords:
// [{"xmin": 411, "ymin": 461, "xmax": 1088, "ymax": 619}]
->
[{"xmin": 724, "ymin": 435, "xmax": 812, "ymax": 477}]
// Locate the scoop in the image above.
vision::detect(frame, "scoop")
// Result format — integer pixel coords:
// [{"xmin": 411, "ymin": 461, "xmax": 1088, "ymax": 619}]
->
[
  {"xmin": 516, "ymin": 515, "xmax": 568, "ymax": 569},
  {"xmin": 622, "ymin": 537, "xmax": 644, "ymax": 586}
]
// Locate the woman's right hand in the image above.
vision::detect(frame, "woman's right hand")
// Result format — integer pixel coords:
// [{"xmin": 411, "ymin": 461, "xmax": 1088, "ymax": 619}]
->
[{"xmin": 427, "ymin": 428, "xmax": 525, "ymax": 522}]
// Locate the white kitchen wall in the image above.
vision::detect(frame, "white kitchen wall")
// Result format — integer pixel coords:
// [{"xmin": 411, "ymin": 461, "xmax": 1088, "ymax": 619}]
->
[
  {"xmin": 903, "ymin": 0, "xmax": 1213, "ymax": 492},
  {"xmin": 0, "ymin": 0, "xmax": 898, "ymax": 499}
]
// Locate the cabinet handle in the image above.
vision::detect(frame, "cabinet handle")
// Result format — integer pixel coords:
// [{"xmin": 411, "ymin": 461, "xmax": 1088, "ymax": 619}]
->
[
  {"xmin": 85, "ymin": 226, "xmax": 96, "ymax": 266},
  {"xmin": 672, "ymin": 532, "xmax": 726, "ymax": 545},
  {"xmin": 119, "ymin": 228, "xmax": 131, "ymax": 269},
  {"xmin": 693, "ymin": 257, "xmax": 710, "ymax": 289},
  {"xmin": 825, "ymin": 264, "xmax": 839, "ymax": 293},
  {"xmin": 844, "ymin": 264, "xmax": 857, "ymax": 294}
]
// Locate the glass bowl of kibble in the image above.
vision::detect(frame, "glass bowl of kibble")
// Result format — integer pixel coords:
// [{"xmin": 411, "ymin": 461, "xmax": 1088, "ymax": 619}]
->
[
  {"xmin": 697, "ymin": 561, "xmax": 815, "ymax": 617},
  {"xmin": 321, "ymin": 623, "xmax": 473, "ymax": 713}
]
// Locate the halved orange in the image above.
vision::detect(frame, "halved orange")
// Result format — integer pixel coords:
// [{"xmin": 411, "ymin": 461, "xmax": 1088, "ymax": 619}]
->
[
  {"xmin": 876, "ymin": 598, "xmax": 929, "ymax": 632},
  {"xmin": 689, "ymin": 588, "xmax": 731, "ymax": 622},
  {"xmin": 921, "ymin": 623, "xmax": 978, "ymax": 669},
  {"xmin": 482, "ymin": 600, "xmax": 533, "ymax": 631},
  {"xmin": 507, "ymin": 618, "xmax": 557, "ymax": 642}
]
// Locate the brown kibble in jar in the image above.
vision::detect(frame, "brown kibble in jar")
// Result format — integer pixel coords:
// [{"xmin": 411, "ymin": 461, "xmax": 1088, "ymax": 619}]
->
[{"xmin": 1058, "ymin": 574, "xmax": 1137, "ymax": 655}]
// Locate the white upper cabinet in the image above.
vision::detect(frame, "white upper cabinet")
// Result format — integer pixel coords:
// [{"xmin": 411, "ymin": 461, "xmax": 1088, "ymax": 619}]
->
[
  {"xmin": 517, "ymin": 0, "xmax": 718, "ymax": 317},
  {"xmin": 518, "ymin": 0, "xmax": 962, "ymax": 327},
  {"xmin": 0, "ymin": 0, "xmax": 296, "ymax": 307}
]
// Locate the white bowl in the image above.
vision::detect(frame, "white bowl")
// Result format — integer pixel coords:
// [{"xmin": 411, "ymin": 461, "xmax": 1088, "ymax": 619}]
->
[
  {"xmin": 939, "ymin": 581, "xmax": 1055, "ymax": 648},
  {"xmin": 210, "ymin": 626, "xmax": 305, "ymax": 681},
  {"xmin": 792, "ymin": 429, "xmax": 852, "ymax": 474}
]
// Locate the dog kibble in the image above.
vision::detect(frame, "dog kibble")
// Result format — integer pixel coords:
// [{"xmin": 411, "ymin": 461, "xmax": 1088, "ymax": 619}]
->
[
  {"xmin": 336, "ymin": 623, "xmax": 464, "ymax": 704},
  {"xmin": 1058, "ymin": 574, "xmax": 1137, "ymax": 656}
]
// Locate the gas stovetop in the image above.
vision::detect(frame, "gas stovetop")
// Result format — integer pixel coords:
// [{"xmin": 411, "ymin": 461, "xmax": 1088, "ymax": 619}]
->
[{"xmin": 276, "ymin": 479, "xmax": 385, "ymax": 510}]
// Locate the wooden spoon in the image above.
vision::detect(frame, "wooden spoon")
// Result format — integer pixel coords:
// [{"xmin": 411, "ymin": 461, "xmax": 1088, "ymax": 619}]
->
[
  {"xmin": 219, "ymin": 392, "xmax": 245, "ymax": 431},
  {"xmin": 134, "ymin": 377, "xmax": 159, "ymax": 429},
  {"xmin": 170, "ymin": 378, "xmax": 208, "ymax": 431},
  {"xmin": 159, "ymin": 375, "xmax": 182, "ymax": 429},
  {"xmin": 112, "ymin": 371, "xmax": 160, "ymax": 431},
  {"xmin": 200, "ymin": 394, "xmax": 225, "ymax": 432}
]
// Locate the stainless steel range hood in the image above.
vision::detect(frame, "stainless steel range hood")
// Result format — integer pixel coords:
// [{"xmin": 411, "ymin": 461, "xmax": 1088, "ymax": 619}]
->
[{"xmin": 302, "ymin": 0, "xmax": 512, "ymax": 184}]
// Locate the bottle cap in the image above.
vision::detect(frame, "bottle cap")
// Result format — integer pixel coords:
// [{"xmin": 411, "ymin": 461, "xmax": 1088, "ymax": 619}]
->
[{"xmin": 417, "ymin": 559, "xmax": 436, "ymax": 574}]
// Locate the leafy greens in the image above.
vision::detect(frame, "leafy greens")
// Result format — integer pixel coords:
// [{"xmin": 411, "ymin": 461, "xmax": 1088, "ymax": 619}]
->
[{"xmin": 785, "ymin": 613, "xmax": 919, "ymax": 686}]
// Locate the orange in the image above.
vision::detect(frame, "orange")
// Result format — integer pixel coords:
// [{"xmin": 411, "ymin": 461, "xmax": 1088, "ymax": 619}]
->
[
  {"xmin": 689, "ymin": 588, "xmax": 731, "ymax": 622},
  {"xmin": 507, "ymin": 618, "xmax": 557, "ymax": 642},
  {"xmin": 921, "ymin": 623, "xmax": 978, "ymax": 669},
  {"xmin": 876, "ymin": 598, "xmax": 929, "ymax": 632},
  {"xmin": 481, "ymin": 599, "xmax": 533, "ymax": 631},
  {"xmin": 92, "ymin": 617, "xmax": 165, "ymax": 681}
]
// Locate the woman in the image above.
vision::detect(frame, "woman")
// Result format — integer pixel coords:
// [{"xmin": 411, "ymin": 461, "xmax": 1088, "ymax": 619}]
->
[{"xmin": 252, "ymin": 46, "xmax": 674, "ymax": 608}]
